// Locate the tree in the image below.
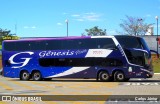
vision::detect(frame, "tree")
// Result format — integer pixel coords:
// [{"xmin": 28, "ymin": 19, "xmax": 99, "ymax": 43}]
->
[
  {"xmin": 0, "ymin": 29, "xmax": 11, "ymax": 37},
  {"xmin": 0, "ymin": 28, "xmax": 19, "ymax": 45},
  {"xmin": 119, "ymin": 16, "xmax": 153, "ymax": 36},
  {"xmin": 84, "ymin": 26, "xmax": 107, "ymax": 36}
]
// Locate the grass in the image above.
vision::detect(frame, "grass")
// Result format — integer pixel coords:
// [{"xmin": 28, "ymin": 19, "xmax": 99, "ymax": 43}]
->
[
  {"xmin": 153, "ymin": 60, "xmax": 160, "ymax": 73},
  {"xmin": 0, "ymin": 55, "xmax": 159, "ymax": 73},
  {"xmin": 151, "ymin": 55, "xmax": 160, "ymax": 73}
]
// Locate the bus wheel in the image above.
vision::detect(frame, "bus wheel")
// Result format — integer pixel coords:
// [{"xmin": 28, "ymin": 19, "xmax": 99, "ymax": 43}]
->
[
  {"xmin": 32, "ymin": 71, "xmax": 42, "ymax": 81},
  {"xmin": 99, "ymin": 71, "xmax": 110, "ymax": 82},
  {"xmin": 114, "ymin": 71, "xmax": 125, "ymax": 82},
  {"xmin": 20, "ymin": 71, "xmax": 30, "ymax": 81}
]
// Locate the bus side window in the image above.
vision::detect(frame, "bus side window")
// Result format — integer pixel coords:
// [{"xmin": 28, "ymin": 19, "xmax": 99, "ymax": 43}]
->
[
  {"xmin": 15, "ymin": 42, "xmax": 31, "ymax": 51},
  {"xmin": 97, "ymin": 38, "xmax": 116, "ymax": 49}
]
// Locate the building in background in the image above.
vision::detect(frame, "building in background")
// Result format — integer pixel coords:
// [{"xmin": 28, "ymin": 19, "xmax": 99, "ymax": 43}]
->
[
  {"xmin": 143, "ymin": 36, "xmax": 160, "ymax": 54},
  {"xmin": 145, "ymin": 26, "xmax": 154, "ymax": 35}
]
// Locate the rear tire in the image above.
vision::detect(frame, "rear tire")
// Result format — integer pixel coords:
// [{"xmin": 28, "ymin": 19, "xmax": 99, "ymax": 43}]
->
[
  {"xmin": 114, "ymin": 71, "xmax": 125, "ymax": 82},
  {"xmin": 20, "ymin": 71, "xmax": 30, "ymax": 81},
  {"xmin": 99, "ymin": 71, "xmax": 110, "ymax": 82},
  {"xmin": 32, "ymin": 71, "xmax": 42, "ymax": 81}
]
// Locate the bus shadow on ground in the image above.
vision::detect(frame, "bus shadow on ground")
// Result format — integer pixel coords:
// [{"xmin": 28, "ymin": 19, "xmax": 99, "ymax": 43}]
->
[
  {"xmin": 7, "ymin": 78, "xmax": 98, "ymax": 82},
  {"xmin": 6, "ymin": 77, "xmax": 160, "ymax": 82}
]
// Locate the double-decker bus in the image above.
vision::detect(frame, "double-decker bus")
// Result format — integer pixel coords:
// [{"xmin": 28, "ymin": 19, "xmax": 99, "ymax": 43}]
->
[{"xmin": 2, "ymin": 36, "xmax": 154, "ymax": 81}]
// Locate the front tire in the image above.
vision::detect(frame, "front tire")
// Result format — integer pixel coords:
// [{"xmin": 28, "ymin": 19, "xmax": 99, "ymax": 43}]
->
[
  {"xmin": 99, "ymin": 71, "xmax": 110, "ymax": 82},
  {"xmin": 32, "ymin": 71, "xmax": 42, "ymax": 81},
  {"xmin": 20, "ymin": 71, "xmax": 30, "ymax": 81}
]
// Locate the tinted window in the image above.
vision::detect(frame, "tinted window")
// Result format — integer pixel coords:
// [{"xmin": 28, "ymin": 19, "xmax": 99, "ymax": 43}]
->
[
  {"xmin": 124, "ymin": 49, "xmax": 146, "ymax": 66},
  {"xmin": 30, "ymin": 41, "xmax": 46, "ymax": 50},
  {"xmin": 97, "ymin": 38, "xmax": 116, "ymax": 49},
  {"xmin": 15, "ymin": 42, "xmax": 31, "ymax": 51},
  {"xmin": 62, "ymin": 39, "xmax": 79, "ymax": 50},
  {"xmin": 78, "ymin": 39, "xmax": 97, "ymax": 49},
  {"xmin": 4, "ymin": 42, "xmax": 16, "ymax": 51},
  {"xmin": 116, "ymin": 36, "xmax": 142, "ymax": 49},
  {"xmin": 139, "ymin": 38, "xmax": 150, "ymax": 50},
  {"xmin": 46, "ymin": 40, "xmax": 62, "ymax": 50},
  {"xmin": 39, "ymin": 58, "xmax": 123, "ymax": 67},
  {"xmin": 4, "ymin": 38, "xmax": 116, "ymax": 51}
]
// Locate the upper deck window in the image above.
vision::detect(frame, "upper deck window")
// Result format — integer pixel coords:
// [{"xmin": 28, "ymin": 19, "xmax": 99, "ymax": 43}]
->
[
  {"xmin": 3, "ymin": 38, "xmax": 116, "ymax": 51},
  {"xmin": 115, "ymin": 36, "xmax": 142, "ymax": 49}
]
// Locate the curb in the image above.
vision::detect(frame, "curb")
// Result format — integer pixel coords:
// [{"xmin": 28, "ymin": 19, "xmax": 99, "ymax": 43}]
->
[{"xmin": 154, "ymin": 73, "xmax": 160, "ymax": 74}]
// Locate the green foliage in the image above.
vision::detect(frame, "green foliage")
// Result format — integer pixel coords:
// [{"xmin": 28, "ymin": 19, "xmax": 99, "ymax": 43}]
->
[
  {"xmin": 0, "ymin": 29, "xmax": 11, "ymax": 37},
  {"xmin": 84, "ymin": 26, "xmax": 107, "ymax": 36},
  {"xmin": 119, "ymin": 16, "xmax": 154, "ymax": 36},
  {"xmin": 152, "ymin": 59, "xmax": 160, "ymax": 73},
  {"xmin": 0, "ymin": 28, "xmax": 19, "ymax": 45}
]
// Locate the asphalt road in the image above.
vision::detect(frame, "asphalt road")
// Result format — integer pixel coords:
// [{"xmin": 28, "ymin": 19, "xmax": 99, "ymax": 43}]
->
[{"xmin": 0, "ymin": 74, "xmax": 160, "ymax": 104}]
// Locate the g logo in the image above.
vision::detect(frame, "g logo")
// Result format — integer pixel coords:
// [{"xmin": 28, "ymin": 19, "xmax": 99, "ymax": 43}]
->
[{"xmin": 9, "ymin": 52, "xmax": 34, "ymax": 68}]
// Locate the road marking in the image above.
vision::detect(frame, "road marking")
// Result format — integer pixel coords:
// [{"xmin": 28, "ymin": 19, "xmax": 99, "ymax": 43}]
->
[
  {"xmin": 18, "ymin": 101, "xmax": 34, "ymax": 104},
  {"xmin": 30, "ymin": 81, "xmax": 64, "ymax": 95},
  {"xmin": 43, "ymin": 101, "xmax": 58, "ymax": 104},
  {"xmin": 123, "ymin": 82, "xmax": 160, "ymax": 86},
  {"xmin": 13, "ymin": 81, "xmax": 35, "ymax": 90},
  {"xmin": 0, "ymin": 102, "xmax": 9, "ymax": 104},
  {"xmin": 0, "ymin": 82, "xmax": 13, "ymax": 91}
]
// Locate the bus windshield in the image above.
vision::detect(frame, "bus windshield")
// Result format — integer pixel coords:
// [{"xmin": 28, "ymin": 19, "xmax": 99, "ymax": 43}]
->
[{"xmin": 115, "ymin": 36, "xmax": 150, "ymax": 66}]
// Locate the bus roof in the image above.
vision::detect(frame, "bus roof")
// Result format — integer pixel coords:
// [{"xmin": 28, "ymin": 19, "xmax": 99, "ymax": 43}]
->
[{"xmin": 3, "ymin": 36, "xmax": 115, "ymax": 42}]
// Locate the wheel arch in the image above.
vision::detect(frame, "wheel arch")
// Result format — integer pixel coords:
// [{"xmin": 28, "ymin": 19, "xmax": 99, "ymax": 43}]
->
[
  {"xmin": 112, "ymin": 69, "xmax": 125, "ymax": 77},
  {"xmin": 19, "ymin": 69, "xmax": 30, "ymax": 78},
  {"xmin": 96, "ymin": 69, "xmax": 110, "ymax": 80},
  {"xmin": 31, "ymin": 69, "xmax": 43, "ymax": 78}
]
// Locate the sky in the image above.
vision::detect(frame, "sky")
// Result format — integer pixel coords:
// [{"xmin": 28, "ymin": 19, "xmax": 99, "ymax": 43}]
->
[{"xmin": 0, "ymin": 0, "xmax": 160, "ymax": 37}]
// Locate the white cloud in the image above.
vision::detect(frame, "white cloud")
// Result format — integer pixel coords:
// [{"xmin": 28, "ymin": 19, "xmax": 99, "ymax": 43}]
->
[
  {"xmin": 84, "ymin": 12, "xmax": 96, "ymax": 15},
  {"xmin": 146, "ymin": 14, "xmax": 151, "ymax": 17},
  {"xmin": 57, "ymin": 23, "xmax": 63, "ymax": 26},
  {"xmin": 75, "ymin": 19, "xmax": 84, "ymax": 21},
  {"xmin": 72, "ymin": 12, "xmax": 102, "ymax": 22},
  {"xmin": 71, "ymin": 14, "xmax": 80, "ymax": 17},
  {"xmin": 24, "ymin": 26, "xmax": 36, "ymax": 29},
  {"xmin": 31, "ymin": 26, "xmax": 36, "ymax": 29},
  {"xmin": 62, "ymin": 12, "xmax": 68, "ymax": 15},
  {"xmin": 24, "ymin": 26, "xmax": 29, "ymax": 28},
  {"xmin": 83, "ymin": 14, "xmax": 100, "ymax": 21}
]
